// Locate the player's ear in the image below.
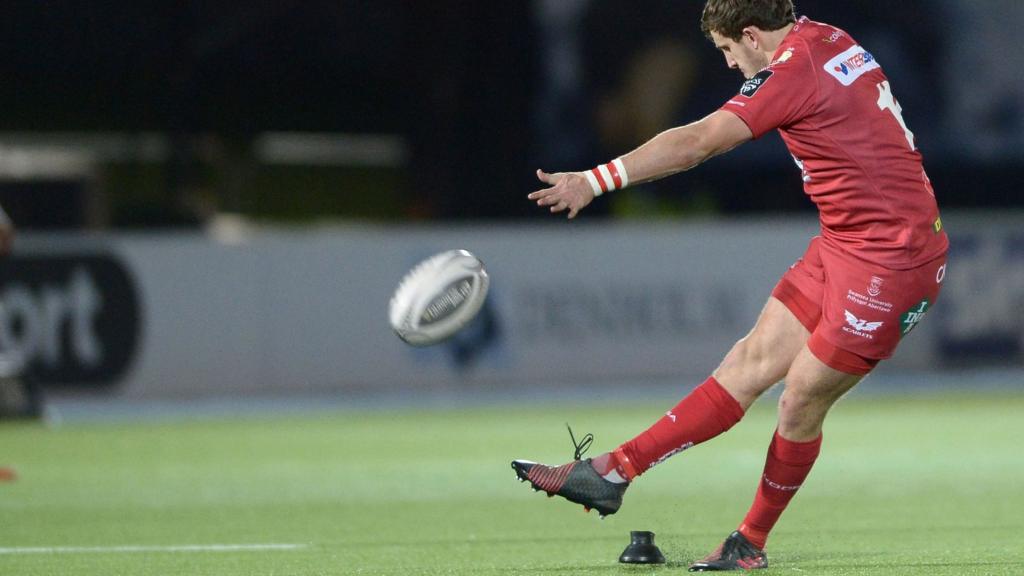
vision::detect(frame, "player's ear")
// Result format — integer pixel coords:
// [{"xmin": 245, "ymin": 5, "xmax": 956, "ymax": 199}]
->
[{"xmin": 741, "ymin": 27, "xmax": 759, "ymax": 49}]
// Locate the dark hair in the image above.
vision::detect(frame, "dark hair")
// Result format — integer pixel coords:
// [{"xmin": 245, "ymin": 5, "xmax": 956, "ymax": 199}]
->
[{"xmin": 701, "ymin": 0, "xmax": 797, "ymax": 41}]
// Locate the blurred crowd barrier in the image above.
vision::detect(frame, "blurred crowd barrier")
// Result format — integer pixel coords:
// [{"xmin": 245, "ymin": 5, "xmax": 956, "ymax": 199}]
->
[
  {"xmin": 2, "ymin": 1, "xmax": 1023, "ymax": 224},
  {"xmin": 0, "ymin": 212, "xmax": 1020, "ymax": 400}
]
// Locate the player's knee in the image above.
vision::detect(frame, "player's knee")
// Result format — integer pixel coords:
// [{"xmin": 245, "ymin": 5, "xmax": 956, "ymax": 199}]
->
[
  {"xmin": 776, "ymin": 386, "xmax": 827, "ymax": 437},
  {"xmin": 780, "ymin": 365, "xmax": 828, "ymax": 402},
  {"xmin": 778, "ymin": 368, "xmax": 847, "ymax": 423},
  {"xmin": 777, "ymin": 385, "xmax": 813, "ymax": 416}
]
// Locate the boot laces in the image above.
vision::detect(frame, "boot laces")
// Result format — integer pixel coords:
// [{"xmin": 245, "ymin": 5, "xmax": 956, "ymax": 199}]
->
[{"xmin": 566, "ymin": 423, "xmax": 593, "ymax": 461}]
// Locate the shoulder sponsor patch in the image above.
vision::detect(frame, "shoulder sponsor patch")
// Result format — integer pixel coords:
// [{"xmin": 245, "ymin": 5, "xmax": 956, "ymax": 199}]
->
[
  {"xmin": 771, "ymin": 48, "xmax": 794, "ymax": 66},
  {"xmin": 822, "ymin": 29, "xmax": 846, "ymax": 44},
  {"xmin": 824, "ymin": 44, "xmax": 880, "ymax": 86},
  {"xmin": 739, "ymin": 69, "xmax": 773, "ymax": 98}
]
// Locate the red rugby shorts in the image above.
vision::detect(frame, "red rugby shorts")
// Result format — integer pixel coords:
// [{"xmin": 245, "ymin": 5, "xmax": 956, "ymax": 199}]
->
[{"xmin": 772, "ymin": 237, "xmax": 947, "ymax": 375}]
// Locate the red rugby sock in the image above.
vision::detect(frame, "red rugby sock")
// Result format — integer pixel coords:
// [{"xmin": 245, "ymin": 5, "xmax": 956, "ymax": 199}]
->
[
  {"xmin": 614, "ymin": 377, "xmax": 745, "ymax": 479},
  {"xmin": 738, "ymin": 431, "xmax": 822, "ymax": 550}
]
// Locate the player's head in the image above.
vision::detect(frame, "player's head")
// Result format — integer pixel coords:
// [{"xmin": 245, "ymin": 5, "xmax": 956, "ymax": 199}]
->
[{"xmin": 701, "ymin": 0, "xmax": 797, "ymax": 78}]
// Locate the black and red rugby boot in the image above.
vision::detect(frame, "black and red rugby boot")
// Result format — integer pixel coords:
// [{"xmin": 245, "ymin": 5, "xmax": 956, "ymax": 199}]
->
[
  {"xmin": 688, "ymin": 531, "xmax": 768, "ymax": 572},
  {"xmin": 511, "ymin": 426, "xmax": 628, "ymax": 518},
  {"xmin": 511, "ymin": 458, "xmax": 627, "ymax": 518}
]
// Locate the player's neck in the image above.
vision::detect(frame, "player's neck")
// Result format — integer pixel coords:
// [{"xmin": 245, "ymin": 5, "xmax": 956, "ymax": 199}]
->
[{"xmin": 757, "ymin": 23, "xmax": 796, "ymax": 59}]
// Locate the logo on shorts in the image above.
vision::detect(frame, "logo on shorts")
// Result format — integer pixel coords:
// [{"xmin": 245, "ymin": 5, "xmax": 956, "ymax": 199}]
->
[
  {"xmin": 843, "ymin": 310, "xmax": 883, "ymax": 339},
  {"xmin": 867, "ymin": 276, "xmax": 883, "ymax": 297},
  {"xmin": 900, "ymin": 299, "xmax": 930, "ymax": 337}
]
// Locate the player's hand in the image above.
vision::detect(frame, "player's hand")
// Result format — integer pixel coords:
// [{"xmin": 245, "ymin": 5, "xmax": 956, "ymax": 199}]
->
[{"xmin": 528, "ymin": 169, "xmax": 595, "ymax": 219}]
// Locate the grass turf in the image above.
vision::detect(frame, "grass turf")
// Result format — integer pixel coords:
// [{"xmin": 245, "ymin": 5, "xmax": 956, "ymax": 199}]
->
[{"xmin": 1, "ymin": 390, "xmax": 1022, "ymax": 575}]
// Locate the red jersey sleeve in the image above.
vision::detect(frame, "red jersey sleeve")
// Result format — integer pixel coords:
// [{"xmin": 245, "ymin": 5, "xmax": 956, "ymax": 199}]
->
[{"xmin": 719, "ymin": 43, "xmax": 816, "ymax": 139}]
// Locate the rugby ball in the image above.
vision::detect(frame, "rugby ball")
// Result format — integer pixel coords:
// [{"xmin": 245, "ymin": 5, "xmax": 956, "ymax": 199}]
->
[{"xmin": 389, "ymin": 249, "xmax": 490, "ymax": 346}]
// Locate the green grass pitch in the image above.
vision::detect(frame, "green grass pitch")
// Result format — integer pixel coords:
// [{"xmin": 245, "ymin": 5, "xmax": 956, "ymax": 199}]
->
[{"xmin": 1, "ymin": 390, "xmax": 1022, "ymax": 575}]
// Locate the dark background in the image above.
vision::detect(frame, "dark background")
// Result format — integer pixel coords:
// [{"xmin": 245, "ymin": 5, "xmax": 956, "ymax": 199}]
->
[{"xmin": 0, "ymin": 1, "xmax": 1020, "ymax": 227}]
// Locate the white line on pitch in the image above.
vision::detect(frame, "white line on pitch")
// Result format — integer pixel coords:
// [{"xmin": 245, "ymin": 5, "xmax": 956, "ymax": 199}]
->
[{"xmin": 0, "ymin": 544, "xmax": 307, "ymax": 555}]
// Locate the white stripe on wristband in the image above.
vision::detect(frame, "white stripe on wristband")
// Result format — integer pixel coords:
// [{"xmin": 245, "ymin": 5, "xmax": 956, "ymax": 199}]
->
[
  {"xmin": 585, "ymin": 158, "xmax": 630, "ymax": 197},
  {"xmin": 584, "ymin": 170, "xmax": 603, "ymax": 197}
]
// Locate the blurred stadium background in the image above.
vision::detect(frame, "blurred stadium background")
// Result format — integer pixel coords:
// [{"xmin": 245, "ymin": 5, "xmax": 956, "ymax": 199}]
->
[{"xmin": 0, "ymin": 2, "xmax": 1022, "ymax": 574}]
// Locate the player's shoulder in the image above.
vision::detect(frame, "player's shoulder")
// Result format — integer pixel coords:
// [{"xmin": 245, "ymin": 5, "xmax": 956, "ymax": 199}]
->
[
  {"xmin": 780, "ymin": 17, "xmax": 883, "ymax": 87},
  {"xmin": 791, "ymin": 17, "xmax": 855, "ymax": 47},
  {"xmin": 762, "ymin": 18, "xmax": 831, "ymax": 74},
  {"xmin": 781, "ymin": 18, "xmax": 857, "ymax": 61}
]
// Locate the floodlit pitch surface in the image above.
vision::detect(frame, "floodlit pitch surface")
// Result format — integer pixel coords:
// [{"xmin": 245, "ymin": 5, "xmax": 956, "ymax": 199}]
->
[{"xmin": 1, "ymin": 391, "xmax": 1022, "ymax": 575}]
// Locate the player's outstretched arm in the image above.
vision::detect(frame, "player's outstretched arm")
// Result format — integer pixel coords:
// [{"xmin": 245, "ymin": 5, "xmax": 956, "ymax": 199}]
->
[
  {"xmin": 621, "ymin": 110, "xmax": 752, "ymax": 186},
  {"xmin": 529, "ymin": 110, "xmax": 752, "ymax": 218}
]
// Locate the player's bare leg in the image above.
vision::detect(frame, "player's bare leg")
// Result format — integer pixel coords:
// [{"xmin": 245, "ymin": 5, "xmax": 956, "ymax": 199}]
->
[
  {"xmin": 775, "ymin": 346, "xmax": 863, "ymax": 441},
  {"xmin": 692, "ymin": 347, "xmax": 864, "ymax": 571},
  {"xmin": 712, "ymin": 297, "xmax": 811, "ymax": 409},
  {"xmin": 511, "ymin": 297, "xmax": 810, "ymax": 516}
]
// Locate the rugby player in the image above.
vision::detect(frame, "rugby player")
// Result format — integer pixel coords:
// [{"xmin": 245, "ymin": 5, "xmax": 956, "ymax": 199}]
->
[{"xmin": 513, "ymin": 0, "xmax": 948, "ymax": 570}]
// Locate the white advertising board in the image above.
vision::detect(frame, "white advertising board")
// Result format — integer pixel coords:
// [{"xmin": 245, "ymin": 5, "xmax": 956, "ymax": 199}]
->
[{"xmin": 5, "ymin": 213, "xmax": 1019, "ymax": 399}]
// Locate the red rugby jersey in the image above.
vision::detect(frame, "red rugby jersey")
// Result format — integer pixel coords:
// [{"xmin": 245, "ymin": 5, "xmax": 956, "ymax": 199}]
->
[{"xmin": 720, "ymin": 17, "xmax": 948, "ymax": 269}]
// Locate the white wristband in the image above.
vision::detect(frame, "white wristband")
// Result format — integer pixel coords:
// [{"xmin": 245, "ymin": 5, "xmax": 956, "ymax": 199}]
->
[{"xmin": 585, "ymin": 158, "xmax": 629, "ymax": 197}]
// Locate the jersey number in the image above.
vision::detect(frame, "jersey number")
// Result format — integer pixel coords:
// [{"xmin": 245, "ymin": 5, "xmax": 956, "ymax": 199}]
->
[{"xmin": 876, "ymin": 81, "xmax": 915, "ymax": 151}]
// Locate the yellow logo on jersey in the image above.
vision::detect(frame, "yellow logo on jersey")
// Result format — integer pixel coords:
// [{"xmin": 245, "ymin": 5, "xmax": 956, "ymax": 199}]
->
[{"xmin": 933, "ymin": 217, "xmax": 943, "ymax": 234}]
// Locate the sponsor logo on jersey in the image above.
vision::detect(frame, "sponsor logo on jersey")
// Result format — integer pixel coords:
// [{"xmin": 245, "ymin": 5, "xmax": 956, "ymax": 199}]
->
[
  {"xmin": 823, "ymin": 29, "xmax": 846, "ymax": 44},
  {"xmin": 843, "ymin": 310, "xmax": 883, "ymax": 339},
  {"xmin": 900, "ymin": 299, "xmax": 930, "ymax": 337},
  {"xmin": 739, "ymin": 69, "xmax": 773, "ymax": 98},
  {"xmin": 824, "ymin": 44, "xmax": 880, "ymax": 86},
  {"xmin": 771, "ymin": 48, "xmax": 794, "ymax": 66}
]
